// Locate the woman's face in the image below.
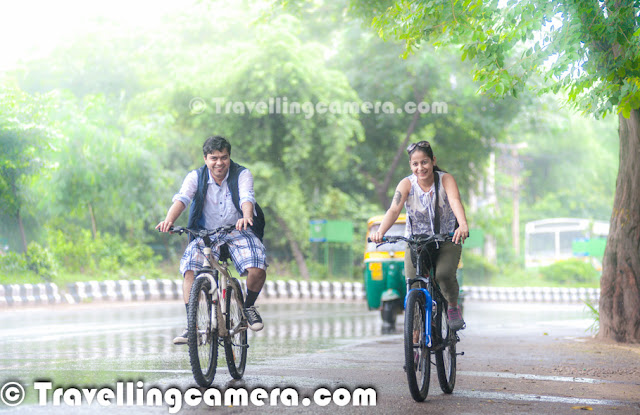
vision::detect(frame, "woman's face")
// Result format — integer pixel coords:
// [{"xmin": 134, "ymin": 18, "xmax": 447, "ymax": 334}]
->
[{"xmin": 410, "ymin": 150, "xmax": 435, "ymax": 182}]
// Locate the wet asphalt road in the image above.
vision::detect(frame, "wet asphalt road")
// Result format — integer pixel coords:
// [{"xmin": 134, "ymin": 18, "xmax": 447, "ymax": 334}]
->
[{"xmin": 1, "ymin": 299, "xmax": 639, "ymax": 414}]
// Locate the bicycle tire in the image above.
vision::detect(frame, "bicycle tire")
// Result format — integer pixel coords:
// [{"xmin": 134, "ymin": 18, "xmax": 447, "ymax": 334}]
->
[
  {"xmin": 381, "ymin": 301, "xmax": 397, "ymax": 328},
  {"xmin": 435, "ymin": 292, "xmax": 456, "ymax": 393},
  {"xmin": 404, "ymin": 289, "xmax": 430, "ymax": 401},
  {"xmin": 187, "ymin": 274, "xmax": 218, "ymax": 387},
  {"xmin": 224, "ymin": 278, "xmax": 247, "ymax": 379}
]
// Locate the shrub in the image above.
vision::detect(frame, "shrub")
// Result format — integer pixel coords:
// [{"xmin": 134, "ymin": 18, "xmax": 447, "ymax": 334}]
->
[
  {"xmin": 0, "ymin": 251, "xmax": 28, "ymax": 274},
  {"xmin": 539, "ymin": 259, "xmax": 600, "ymax": 286},
  {"xmin": 0, "ymin": 244, "xmax": 58, "ymax": 282},
  {"xmin": 25, "ymin": 242, "xmax": 59, "ymax": 281},
  {"xmin": 47, "ymin": 228, "xmax": 159, "ymax": 276}
]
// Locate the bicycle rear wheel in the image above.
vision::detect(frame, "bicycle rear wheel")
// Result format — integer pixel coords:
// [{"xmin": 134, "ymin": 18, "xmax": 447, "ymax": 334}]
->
[
  {"xmin": 224, "ymin": 278, "xmax": 247, "ymax": 379},
  {"xmin": 435, "ymin": 294, "xmax": 456, "ymax": 393},
  {"xmin": 187, "ymin": 274, "xmax": 218, "ymax": 387},
  {"xmin": 404, "ymin": 289, "xmax": 430, "ymax": 401}
]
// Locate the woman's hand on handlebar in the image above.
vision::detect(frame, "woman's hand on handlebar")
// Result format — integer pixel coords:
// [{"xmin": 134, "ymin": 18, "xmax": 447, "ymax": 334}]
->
[
  {"xmin": 155, "ymin": 220, "xmax": 173, "ymax": 233},
  {"xmin": 369, "ymin": 231, "xmax": 385, "ymax": 244},
  {"xmin": 452, "ymin": 223, "xmax": 469, "ymax": 245}
]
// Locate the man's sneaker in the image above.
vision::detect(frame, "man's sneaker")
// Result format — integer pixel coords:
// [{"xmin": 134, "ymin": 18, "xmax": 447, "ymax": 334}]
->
[
  {"xmin": 244, "ymin": 306, "xmax": 264, "ymax": 331},
  {"xmin": 447, "ymin": 306, "xmax": 466, "ymax": 331},
  {"xmin": 173, "ymin": 329, "xmax": 188, "ymax": 345}
]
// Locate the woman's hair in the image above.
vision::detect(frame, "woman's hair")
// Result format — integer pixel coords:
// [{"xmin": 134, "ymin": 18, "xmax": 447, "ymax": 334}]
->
[
  {"xmin": 407, "ymin": 140, "xmax": 444, "ymax": 172},
  {"xmin": 203, "ymin": 135, "xmax": 231, "ymax": 156}
]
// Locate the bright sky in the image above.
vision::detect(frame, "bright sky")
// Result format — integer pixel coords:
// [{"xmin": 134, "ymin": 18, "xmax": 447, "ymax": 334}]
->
[{"xmin": 0, "ymin": 0, "xmax": 186, "ymax": 71}]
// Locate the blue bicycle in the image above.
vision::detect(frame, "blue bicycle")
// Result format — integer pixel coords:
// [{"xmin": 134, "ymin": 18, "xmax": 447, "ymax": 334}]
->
[{"xmin": 374, "ymin": 233, "xmax": 461, "ymax": 401}]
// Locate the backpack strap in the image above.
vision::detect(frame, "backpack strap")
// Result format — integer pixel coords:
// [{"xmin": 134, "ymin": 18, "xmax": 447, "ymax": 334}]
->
[
  {"xmin": 433, "ymin": 171, "xmax": 441, "ymax": 234},
  {"xmin": 186, "ymin": 165, "xmax": 209, "ymax": 242},
  {"xmin": 227, "ymin": 160, "xmax": 265, "ymax": 241}
]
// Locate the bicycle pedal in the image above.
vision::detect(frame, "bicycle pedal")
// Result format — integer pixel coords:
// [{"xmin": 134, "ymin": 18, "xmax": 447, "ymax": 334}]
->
[{"xmin": 457, "ymin": 351, "xmax": 465, "ymax": 356}]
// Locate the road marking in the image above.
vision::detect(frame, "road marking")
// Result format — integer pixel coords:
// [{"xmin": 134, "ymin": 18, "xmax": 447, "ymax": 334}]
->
[
  {"xmin": 459, "ymin": 371, "xmax": 613, "ymax": 384},
  {"xmin": 456, "ymin": 389, "xmax": 637, "ymax": 407}
]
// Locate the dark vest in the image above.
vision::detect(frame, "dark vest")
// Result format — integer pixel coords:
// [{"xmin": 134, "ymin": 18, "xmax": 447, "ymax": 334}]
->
[{"xmin": 186, "ymin": 160, "xmax": 265, "ymax": 241}]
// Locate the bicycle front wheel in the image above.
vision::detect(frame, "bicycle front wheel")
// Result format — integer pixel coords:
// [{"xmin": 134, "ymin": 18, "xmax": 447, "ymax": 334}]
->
[
  {"xmin": 187, "ymin": 275, "xmax": 218, "ymax": 387},
  {"xmin": 224, "ymin": 278, "xmax": 247, "ymax": 379},
  {"xmin": 435, "ymin": 294, "xmax": 456, "ymax": 393},
  {"xmin": 404, "ymin": 289, "xmax": 430, "ymax": 401}
]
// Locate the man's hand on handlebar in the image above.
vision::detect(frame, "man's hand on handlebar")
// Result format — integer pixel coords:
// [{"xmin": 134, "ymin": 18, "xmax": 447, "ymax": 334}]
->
[{"xmin": 236, "ymin": 216, "xmax": 253, "ymax": 231}]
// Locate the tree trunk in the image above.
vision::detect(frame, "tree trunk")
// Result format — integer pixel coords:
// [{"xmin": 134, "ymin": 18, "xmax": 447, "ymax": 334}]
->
[
  {"xmin": 599, "ymin": 108, "xmax": 640, "ymax": 343},
  {"xmin": 274, "ymin": 213, "xmax": 311, "ymax": 281},
  {"xmin": 17, "ymin": 208, "xmax": 27, "ymax": 252},
  {"xmin": 88, "ymin": 202, "xmax": 97, "ymax": 239}
]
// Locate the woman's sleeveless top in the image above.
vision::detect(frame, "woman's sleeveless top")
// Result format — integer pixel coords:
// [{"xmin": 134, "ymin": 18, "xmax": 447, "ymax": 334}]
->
[{"xmin": 404, "ymin": 171, "xmax": 457, "ymax": 237}]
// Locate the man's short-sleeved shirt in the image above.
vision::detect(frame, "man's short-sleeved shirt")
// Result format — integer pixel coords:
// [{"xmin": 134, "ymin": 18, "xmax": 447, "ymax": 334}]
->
[{"xmin": 173, "ymin": 168, "xmax": 256, "ymax": 228}]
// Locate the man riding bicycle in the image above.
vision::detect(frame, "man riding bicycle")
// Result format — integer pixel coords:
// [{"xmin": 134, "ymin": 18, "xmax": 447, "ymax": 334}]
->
[
  {"xmin": 369, "ymin": 140, "xmax": 469, "ymax": 331},
  {"xmin": 156, "ymin": 135, "xmax": 267, "ymax": 344}
]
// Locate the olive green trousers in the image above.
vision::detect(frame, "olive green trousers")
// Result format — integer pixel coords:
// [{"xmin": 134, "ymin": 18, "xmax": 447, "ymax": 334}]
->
[{"xmin": 404, "ymin": 240, "xmax": 462, "ymax": 305}]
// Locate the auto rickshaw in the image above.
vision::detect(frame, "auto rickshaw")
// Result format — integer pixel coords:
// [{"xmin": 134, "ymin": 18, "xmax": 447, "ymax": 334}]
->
[{"xmin": 364, "ymin": 214, "xmax": 408, "ymax": 328}]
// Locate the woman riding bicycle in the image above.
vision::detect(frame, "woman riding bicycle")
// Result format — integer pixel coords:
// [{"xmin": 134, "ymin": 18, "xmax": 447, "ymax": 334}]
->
[{"xmin": 370, "ymin": 140, "xmax": 469, "ymax": 331}]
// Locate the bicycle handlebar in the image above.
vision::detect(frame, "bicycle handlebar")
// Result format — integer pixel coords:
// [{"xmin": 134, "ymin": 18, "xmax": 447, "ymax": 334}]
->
[
  {"xmin": 167, "ymin": 225, "xmax": 237, "ymax": 239},
  {"xmin": 367, "ymin": 233, "xmax": 454, "ymax": 246}
]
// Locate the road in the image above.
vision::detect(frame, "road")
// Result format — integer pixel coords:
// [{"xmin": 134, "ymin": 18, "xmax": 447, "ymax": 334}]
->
[{"xmin": 0, "ymin": 299, "xmax": 639, "ymax": 414}]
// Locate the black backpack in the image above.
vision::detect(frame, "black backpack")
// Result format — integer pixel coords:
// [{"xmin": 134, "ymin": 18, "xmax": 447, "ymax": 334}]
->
[{"xmin": 227, "ymin": 161, "xmax": 265, "ymax": 241}]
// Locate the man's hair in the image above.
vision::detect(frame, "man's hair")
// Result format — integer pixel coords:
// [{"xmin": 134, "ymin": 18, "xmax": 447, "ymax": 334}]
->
[{"xmin": 202, "ymin": 136, "xmax": 231, "ymax": 156}]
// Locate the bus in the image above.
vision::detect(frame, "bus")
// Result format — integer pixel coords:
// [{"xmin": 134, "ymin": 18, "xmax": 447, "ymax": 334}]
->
[{"xmin": 524, "ymin": 218, "xmax": 609, "ymax": 268}]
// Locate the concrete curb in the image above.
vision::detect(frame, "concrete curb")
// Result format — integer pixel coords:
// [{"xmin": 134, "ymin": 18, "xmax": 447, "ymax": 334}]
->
[
  {"xmin": 0, "ymin": 279, "xmax": 365, "ymax": 306},
  {"xmin": 1, "ymin": 281, "xmax": 600, "ymax": 306},
  {"xmin": 0, "ymin": 282, "xmax": 62, "ymax": 306},
  {"xmin": 461, "ymin": 285, "xmax": 600, "ymax": 304}
]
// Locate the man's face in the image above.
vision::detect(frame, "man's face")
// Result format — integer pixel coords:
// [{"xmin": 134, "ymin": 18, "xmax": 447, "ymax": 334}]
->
[{"xmin": 204, "ymin": 149, "xmax": 230, "ymax": 183}]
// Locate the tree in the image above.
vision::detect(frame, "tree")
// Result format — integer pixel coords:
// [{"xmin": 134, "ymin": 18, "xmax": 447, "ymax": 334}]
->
[
  {"xmin": 332, "ymin": 34, "xmax": 523, "ymax": 210},
  {"xmin": 343, "ymin": 0, "xmax": 640, "ymax": 342},
  {"xmin": 0, "ymin": 83, "xmax": 58, "ymax": 252},
  {"xmin": 177, "ymin": 14, "xmax": 365, "ymax": 279},
  {"xmin": 38, "ymin": 92, "xmax": 170, "ymax": 242}
]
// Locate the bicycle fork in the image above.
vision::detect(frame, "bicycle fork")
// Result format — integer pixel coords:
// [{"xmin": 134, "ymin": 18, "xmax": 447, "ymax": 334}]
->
[{"xmin": 405, "ymin": 288, "xmax": 434, "ymax": 347}]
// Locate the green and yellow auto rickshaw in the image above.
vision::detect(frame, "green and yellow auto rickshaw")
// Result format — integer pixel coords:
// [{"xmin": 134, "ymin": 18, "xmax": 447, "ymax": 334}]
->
[{"xmin": 364, "ymin": 214, "xmax": 408, "ymax": 328}]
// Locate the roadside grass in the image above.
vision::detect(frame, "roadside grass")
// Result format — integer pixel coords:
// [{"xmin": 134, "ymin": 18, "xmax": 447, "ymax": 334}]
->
[{"xmin": 584, "ymin": 300, "xmax": 600, "ymax": 335}]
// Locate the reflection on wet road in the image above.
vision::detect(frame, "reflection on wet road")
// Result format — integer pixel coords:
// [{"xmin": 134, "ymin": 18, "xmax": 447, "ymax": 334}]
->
[
  {"xmin": 2, "ymin": 299, "xmax": 622, "ymax": 414},
  {"xmin": 0, "ymin": 301, "xmax": 382, "ymax": 392}
]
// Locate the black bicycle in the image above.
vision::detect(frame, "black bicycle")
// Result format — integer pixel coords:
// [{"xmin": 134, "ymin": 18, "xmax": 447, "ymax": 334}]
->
[
  {"xmin": 170, "ymin": 225, "xmax": 248, "ymax": 386},
  {"xmin": 374, "ymin": 233, "xmax": 462, "ymax": 401}
]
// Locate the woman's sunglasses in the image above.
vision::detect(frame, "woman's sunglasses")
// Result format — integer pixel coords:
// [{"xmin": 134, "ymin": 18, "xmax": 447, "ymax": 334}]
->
[{"xmin": 406, "ymin": 141, "xmax": 431, "ymax": 154}]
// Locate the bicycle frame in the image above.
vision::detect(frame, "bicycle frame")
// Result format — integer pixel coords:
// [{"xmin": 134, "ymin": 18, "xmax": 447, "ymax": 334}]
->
[
  {"xmin": 372, "ymin": 232, "xmax": 459, "ymax": 401},
  {"xmin": 169, "ymin": 225, "xmax": 246, "ymax": 338},
  {"xmin": 196, "ymin": 245, "xmax": 245, "ymax": 338},
  {"xmin": 168, "ymin": 225, "xmax": 249, "ymax": 386},
  {"xmin": 404, "ymin": 240, "xmax": 440, "ymax": 348}
]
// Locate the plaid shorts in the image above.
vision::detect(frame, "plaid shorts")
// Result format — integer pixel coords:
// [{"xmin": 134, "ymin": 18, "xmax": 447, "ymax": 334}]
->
[{"xmin": 179, "ymin": 229, "xmax": 267, "ymax": 277}]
